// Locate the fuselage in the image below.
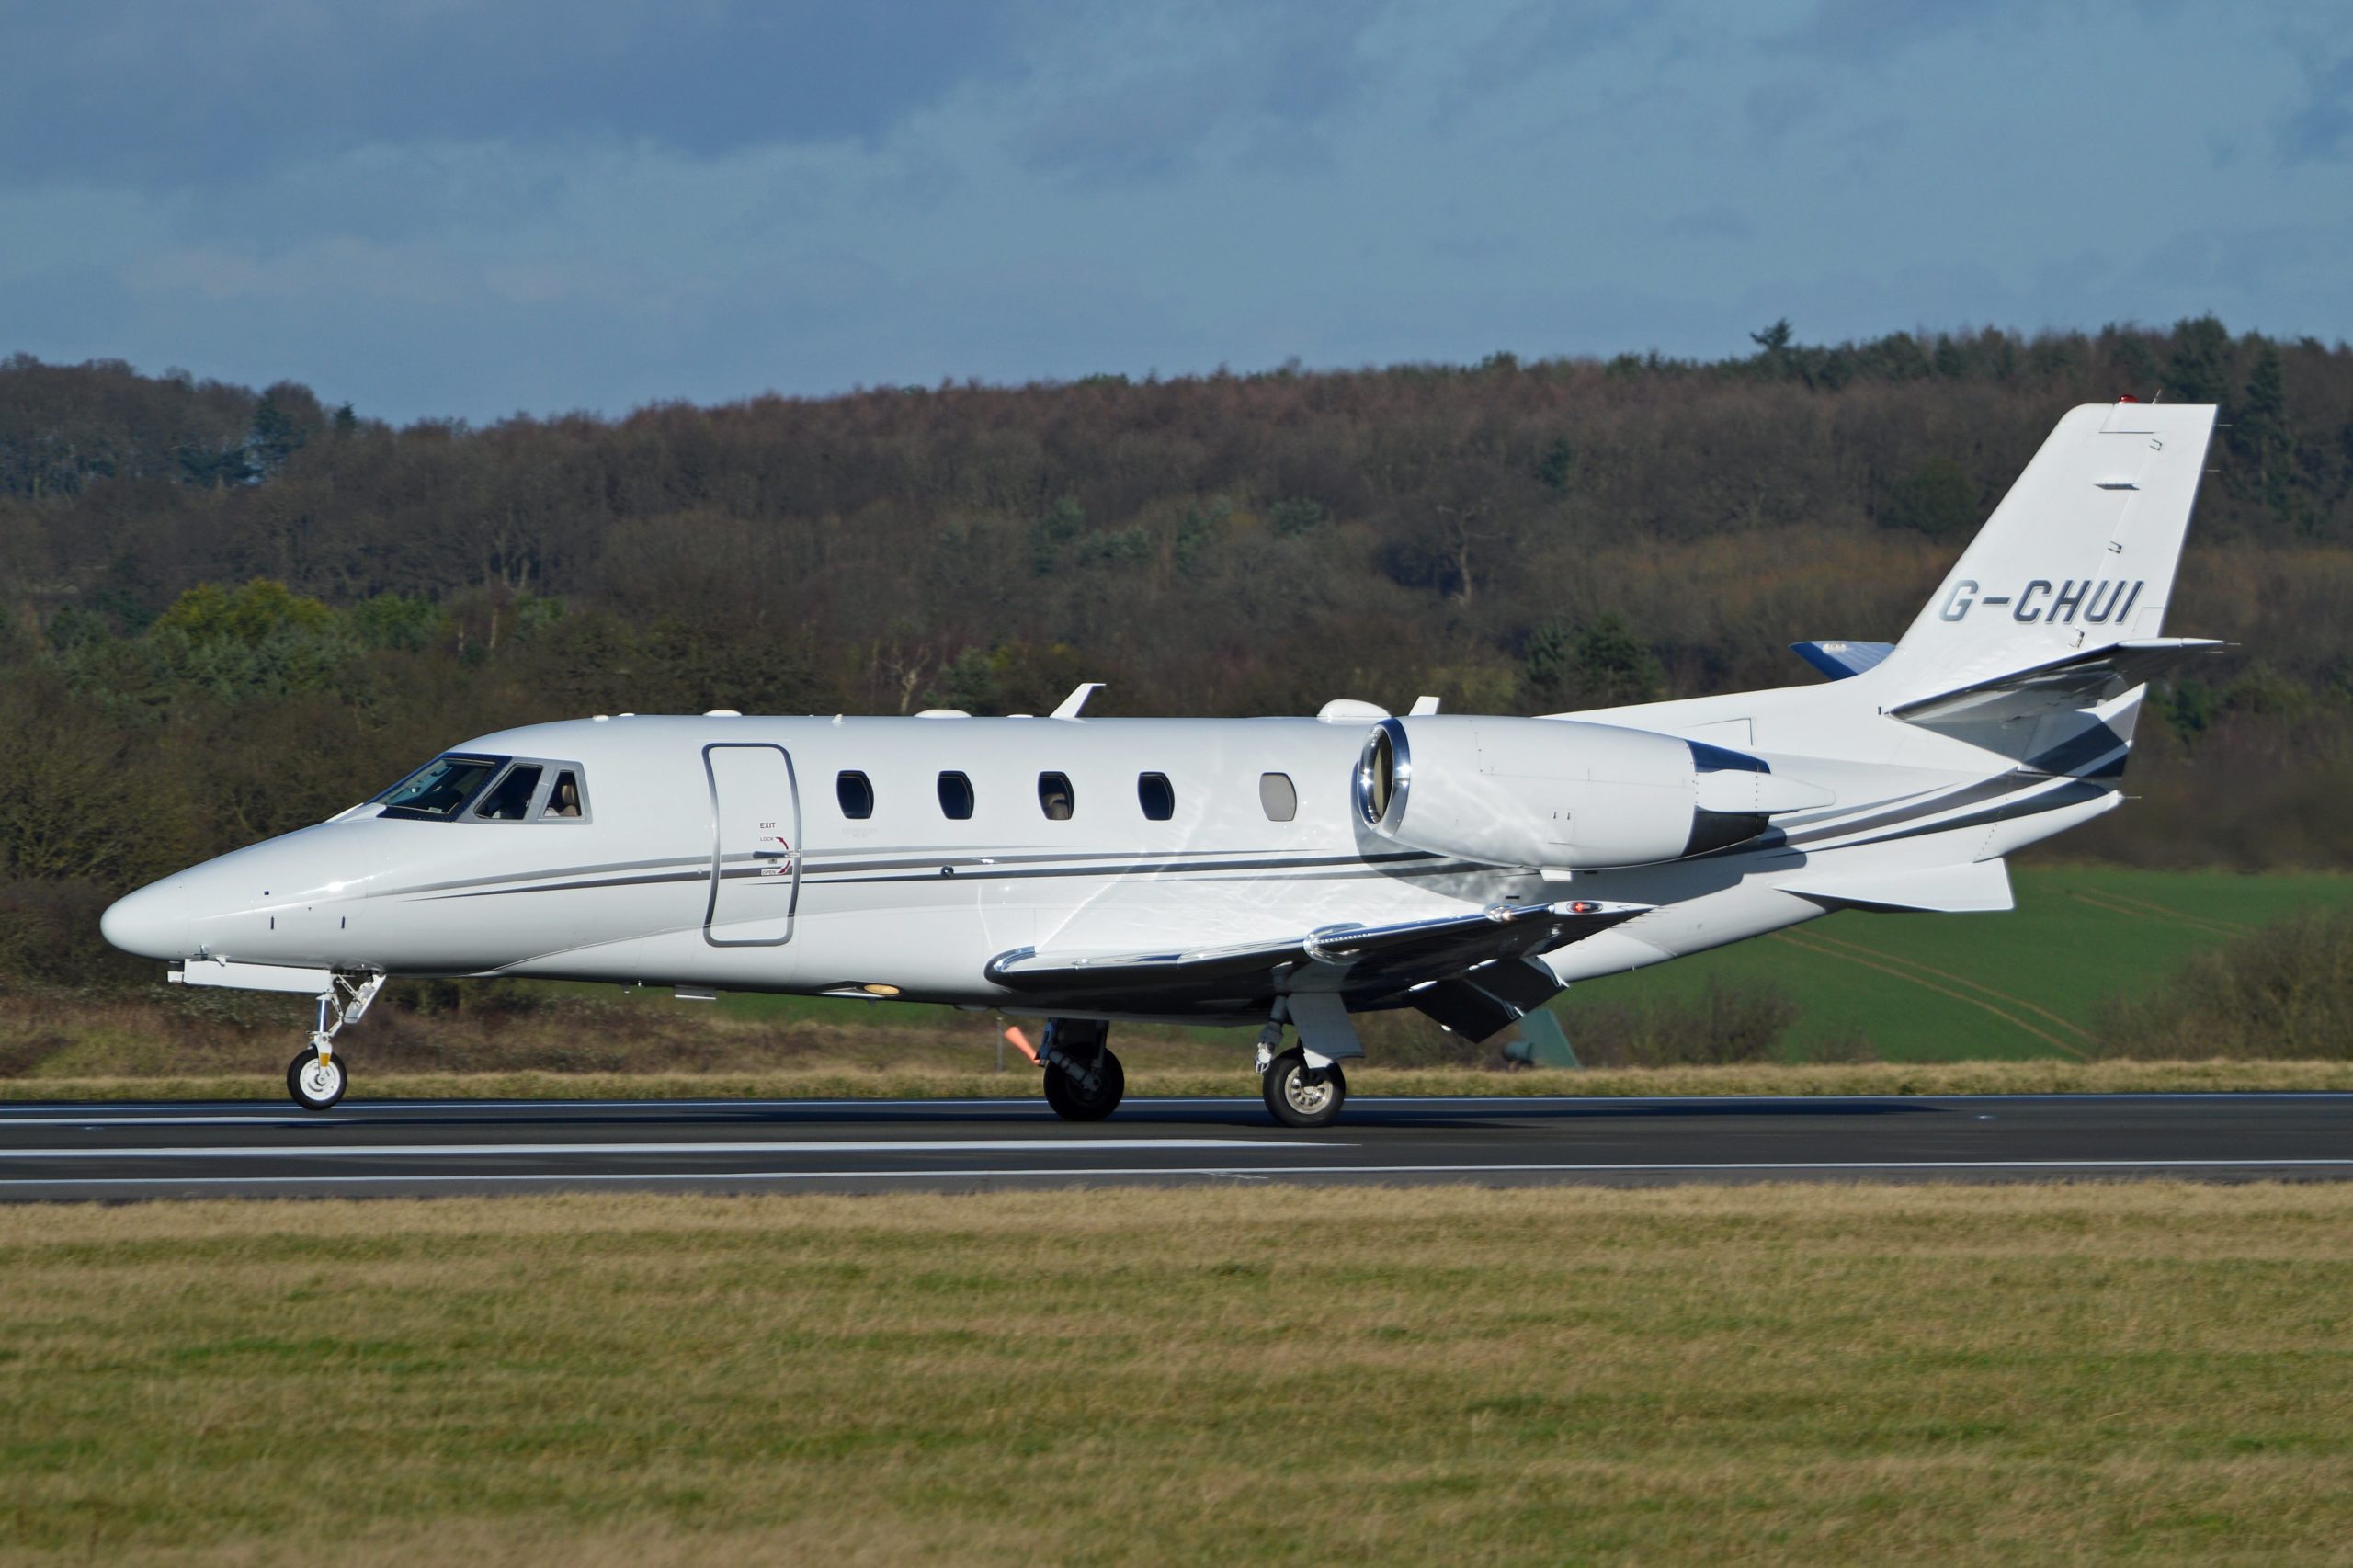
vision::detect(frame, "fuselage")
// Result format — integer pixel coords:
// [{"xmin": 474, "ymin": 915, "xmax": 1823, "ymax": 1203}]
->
[{"xmin": 98, "ymin": 702, "xmax": 2120, "ymax": 1028}]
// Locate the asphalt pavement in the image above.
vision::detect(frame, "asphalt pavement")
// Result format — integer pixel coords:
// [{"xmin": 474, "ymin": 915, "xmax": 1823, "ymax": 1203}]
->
[{"xmin": 0, "ymin": 1090, "xmax": 2347, "ymax": 1199}]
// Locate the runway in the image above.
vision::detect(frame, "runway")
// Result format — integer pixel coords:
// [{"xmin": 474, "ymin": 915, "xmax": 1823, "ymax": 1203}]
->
[{"xmin": 0, "ymin": 1090, "xmax": 2347, "ymax": 1199}]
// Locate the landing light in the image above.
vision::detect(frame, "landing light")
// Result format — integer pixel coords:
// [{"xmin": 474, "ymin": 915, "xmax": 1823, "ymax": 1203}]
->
[{"xmin": 861, "ymin": 983, "xmax": 902, "ymax": 996}]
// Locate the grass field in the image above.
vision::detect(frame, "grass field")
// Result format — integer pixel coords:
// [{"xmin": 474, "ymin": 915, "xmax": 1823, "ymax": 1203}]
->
[
  {"xmin": 1558, "ymin": 865, "xmax": 2353, "ymax": 1062},
  {"xmin": 2, "ymin": 1183, "xmax": 2347, "ymax": 1565}
]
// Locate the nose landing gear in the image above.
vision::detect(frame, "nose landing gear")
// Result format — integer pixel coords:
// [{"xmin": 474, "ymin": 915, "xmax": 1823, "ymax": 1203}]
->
[{"xmin": 287, "ymin": 972, "xmax": 384, "ymax": 1112}]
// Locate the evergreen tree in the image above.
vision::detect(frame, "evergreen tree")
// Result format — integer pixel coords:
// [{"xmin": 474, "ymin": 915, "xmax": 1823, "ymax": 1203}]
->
[
  {"xmin": 1522, "ymin": 613, "xmax": 1665, "ymax": 711},
  {"xmin": 2237, "ymin": 344, "xmax": 2294, "ymax": 528},
  {"xmin": 2166, "ymin": 314, "xmax": 2233, "ymax": 406}
]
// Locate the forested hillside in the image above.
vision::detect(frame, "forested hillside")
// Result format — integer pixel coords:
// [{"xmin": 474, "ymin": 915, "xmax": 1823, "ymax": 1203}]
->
[{"xmin": 3, "ymin": 317, "xmax": 2349, "ymax": 932}]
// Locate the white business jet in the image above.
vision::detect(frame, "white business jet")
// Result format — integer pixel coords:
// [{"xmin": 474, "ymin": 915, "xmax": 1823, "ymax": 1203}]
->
[{"xmin": 102, "ymin": 402, "xmax": 2221, "ymax": 1126}]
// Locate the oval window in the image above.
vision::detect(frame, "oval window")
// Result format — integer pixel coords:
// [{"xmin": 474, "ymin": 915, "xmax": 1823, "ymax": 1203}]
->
[
  {"xmin": 1258, "ymin": 772, "xmax": 1298, "ymax": 822},
  {"xmin": 837, "ymin": 771, "xmax": 874, "ymax": 820},
  {"xmin": 938, "ymin": 771, "xmax": 974, "ymax": 820},
  {"xmin": 1138, "ymin": 772, "xmax": 1175, "ymax": 822},
  {"xmin": 1038, "ymin": 772, "xmax": 1075, "ymax": 820}
]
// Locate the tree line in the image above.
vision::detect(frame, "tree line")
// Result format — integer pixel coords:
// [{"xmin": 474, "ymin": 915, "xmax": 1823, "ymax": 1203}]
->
[{"xmin": 1, "ymin": 316, "xmax": 2349, "ymax": 948}]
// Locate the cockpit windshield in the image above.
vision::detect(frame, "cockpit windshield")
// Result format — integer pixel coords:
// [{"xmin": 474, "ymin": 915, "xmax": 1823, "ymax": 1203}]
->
[{"xmin": 374, "ymin": 755, "xmax": 506, "ymax": 820}]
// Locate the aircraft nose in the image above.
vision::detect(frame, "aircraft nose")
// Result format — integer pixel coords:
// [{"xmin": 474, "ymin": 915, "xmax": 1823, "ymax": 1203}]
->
[{"xmin": 100, "ymin": 880, "xmax": 192, "ymax": 960}]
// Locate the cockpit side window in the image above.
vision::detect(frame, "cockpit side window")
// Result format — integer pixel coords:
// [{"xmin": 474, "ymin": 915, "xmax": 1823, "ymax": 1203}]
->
[
  {"xmin": 541, "ymin": 770, "xmax": 585, "ymax": 819},
  {"xmin": 474, "ymin": 764, "xmax": 544, "ymax": 821},
  {"xmin": 375, "ymin": 755, "xmax": 507, "ymax": 820}
]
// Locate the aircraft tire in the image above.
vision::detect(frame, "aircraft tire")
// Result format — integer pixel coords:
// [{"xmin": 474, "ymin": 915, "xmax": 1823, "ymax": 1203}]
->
[
  {"xmin": 1043, "ymin": 1047, "xmax": 1124, "ymax": 1121},
  {"xmin": 287, "ymin": 1046, "xmax": 347, "ymax": 1112},
  {"xmin": 1262, "ymin": 1049, "xmax": 1346, "ymax": 1129}
]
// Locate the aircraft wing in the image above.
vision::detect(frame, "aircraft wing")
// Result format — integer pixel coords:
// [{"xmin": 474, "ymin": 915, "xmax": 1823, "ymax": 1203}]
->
[{"xmin": 985, "ymin": 899, "xmax": 1650, "ymax": 1036}]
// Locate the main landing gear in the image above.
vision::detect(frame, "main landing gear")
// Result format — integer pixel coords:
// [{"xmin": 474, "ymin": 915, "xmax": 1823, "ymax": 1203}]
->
[
  {"xmin": 1040, "ymin": 1017, "xmax": 1124, "ymax": 1121},
  {"xmin": 1256, "ymin": 1017, "xmax": 1347, "ymax": 1129},
  {"xmin": 1031, "ymin": 1011, "xmax": 1350, "ymax": 1129},
  {"xmin": 287, "ymin": 972, "xmax": 384, "ymax": 1112}
]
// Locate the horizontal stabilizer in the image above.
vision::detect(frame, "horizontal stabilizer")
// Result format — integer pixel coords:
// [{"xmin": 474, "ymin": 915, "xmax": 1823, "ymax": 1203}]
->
[
  {"xmin": 1790, "ymin": 640, "xmax": 1895, "ymax": 680},
  {"xmin": 1891, "ymin": 638, "xmax": 2224, "ymax": 729},
  {"xmin": 987, "ymin": 900, "xmax": 1649, "ymax": 1005},
  {"xmin": 1779, "ymin": 858, "xmax": 2014, "ymax": 914}
]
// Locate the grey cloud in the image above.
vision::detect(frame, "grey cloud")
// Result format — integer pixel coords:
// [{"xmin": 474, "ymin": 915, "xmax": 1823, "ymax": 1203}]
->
[
  {"xmin": 1662, "ymin": 208, "xmax": 1755, "ymax": 242},
  {"xmin": 1745, "ymin": 81, "xmax": 1822, "ymax": 142},
  {"xmin": 1774, "ymin": 0, "xmax": 2043, "ymax": 62},
  {"xmin": 1458, "ymin": 0, "xmax": 1653, "ymax": 87},
  {"xmin": 2277, "ymin": 54, "xmax": 2353, "ymax": 163},
  {"xmin": 0, "ymin": 0, "xmax": 1015, "ymax": 187},
  {"xmin": 1015, "ymin": 5, "xmax": 1380, "ymax": 186}
]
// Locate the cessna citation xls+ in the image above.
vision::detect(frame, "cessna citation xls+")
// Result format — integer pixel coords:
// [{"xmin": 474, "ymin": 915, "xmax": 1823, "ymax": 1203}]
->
[{"xmin": 103, "ymin": 402, "xmax": 2222, "ymax": 1127}]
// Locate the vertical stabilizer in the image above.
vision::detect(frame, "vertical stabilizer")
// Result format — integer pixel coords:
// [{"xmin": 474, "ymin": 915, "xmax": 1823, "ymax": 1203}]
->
[{"xmin": 1873, "ymin": 402, "xmax": 2217, "ymax": 706}]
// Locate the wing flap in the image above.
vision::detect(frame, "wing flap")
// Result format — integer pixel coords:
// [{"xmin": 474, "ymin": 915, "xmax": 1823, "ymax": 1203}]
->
[{"xmin": 985, "ymin": 899, "xmax": 1650, "ymax": 1003}]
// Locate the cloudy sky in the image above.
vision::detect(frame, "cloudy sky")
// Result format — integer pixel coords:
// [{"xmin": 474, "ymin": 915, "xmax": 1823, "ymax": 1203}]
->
[{"xmin": 3, "ymin": 0, "xmax": 2347, "ymax": 422}]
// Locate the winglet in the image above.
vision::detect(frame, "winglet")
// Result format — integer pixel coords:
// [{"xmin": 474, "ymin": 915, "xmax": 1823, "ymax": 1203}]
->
[{"xmin": 1051, "ymin": 682, "xmax": 1105, "ymax": 719}]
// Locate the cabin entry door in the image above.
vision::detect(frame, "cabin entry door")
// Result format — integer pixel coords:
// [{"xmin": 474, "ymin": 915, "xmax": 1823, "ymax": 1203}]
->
[{"xmin": 703, "ymin": 744, "xmax": 801, "ymax": 946}]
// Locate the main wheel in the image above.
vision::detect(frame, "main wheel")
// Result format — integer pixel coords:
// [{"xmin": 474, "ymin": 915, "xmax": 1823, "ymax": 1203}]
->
[
  {"xmin": 1042, "ymin": 1047, "xmax": 1124, "ymax": 1121},
  {"xmin": 287, "ymin": 1046, "xmax": 347, "ymax": 1112},
  {"xmin": 1262, "ymin": 1049, "xmax": 1346, "ymax": 1129}
]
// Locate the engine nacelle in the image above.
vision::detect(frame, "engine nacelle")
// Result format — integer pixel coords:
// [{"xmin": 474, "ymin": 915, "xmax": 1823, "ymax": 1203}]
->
[{"xmin": 1353, "ymin": 716, "xmax": 1829, "ymax": 869}]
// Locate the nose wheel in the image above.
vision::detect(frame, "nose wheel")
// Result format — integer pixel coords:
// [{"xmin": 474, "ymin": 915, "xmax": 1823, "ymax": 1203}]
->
[{"xmin": 287, "ymin": 1046, "xmax": 347, "ymax": 1111}]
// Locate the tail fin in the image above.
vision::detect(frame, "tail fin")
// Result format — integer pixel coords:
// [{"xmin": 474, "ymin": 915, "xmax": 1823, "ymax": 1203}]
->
[{"xmin": 1873, "ymin": 401, "xmax": 2218, "ymax": 708}]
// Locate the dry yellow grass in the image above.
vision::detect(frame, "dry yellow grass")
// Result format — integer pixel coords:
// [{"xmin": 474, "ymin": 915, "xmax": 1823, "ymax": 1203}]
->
[
  {"xmin": 1, "ymin": 1183, "xmax": 2348, "ymax": 1564},
  {"xmin": 6, "ymin": 1056, "xmax": 2351, "ymax": 1103}
]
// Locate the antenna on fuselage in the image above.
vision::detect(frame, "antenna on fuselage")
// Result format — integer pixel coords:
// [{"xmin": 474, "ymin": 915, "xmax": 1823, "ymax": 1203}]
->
[{"xmin": 1051, "ymin": 682, "xmax": 1106, "ymax": 719}]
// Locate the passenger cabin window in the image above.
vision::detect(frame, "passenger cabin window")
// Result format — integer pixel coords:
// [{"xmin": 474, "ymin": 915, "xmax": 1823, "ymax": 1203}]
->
[
  {"xmin": 1038, "ymin": 772, "xmax": 1075, "ymax": 820},
  {"xmin": 1138, "ymin": 772, "xmax": 1176, "ymax": 822},
  {"xmin": 1259, "ymin": 772, "xmax": 1298, "ymax": 822},
  {"xmin": 540, "ymin": 770, "xmax": 585, "ymax": 819},
  {"xmin": 938, "ymin": 771, "xmax": 975, "ymax": 820},
  {"xmin": 474, "ymin": 764, "xmax": 543, "ymax": 820},
  {"xmin": 837, "ymin": 771, "xmax": 874, "ymax": 820},
  {"xmin": 375, "ymin": 755, "xmax": 505, "ymax": 820}
]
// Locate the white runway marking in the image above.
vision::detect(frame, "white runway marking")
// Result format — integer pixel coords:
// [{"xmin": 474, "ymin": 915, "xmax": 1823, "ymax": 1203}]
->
[
  {"xmin": 0, "ymin": 1156, "xmax": 2347, "ymax": 1188},
  {"xmin": 0, "ymin": 1116, "xmax": 350, "ymax": 1128},
  {"xmin": 0, "ymin": 1138, "xmax": 1319, "ymax": 1161}
]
